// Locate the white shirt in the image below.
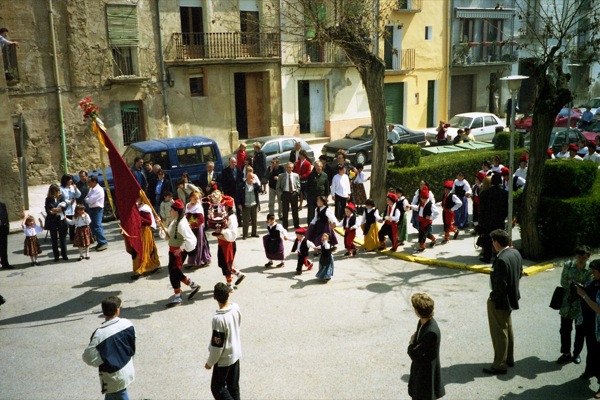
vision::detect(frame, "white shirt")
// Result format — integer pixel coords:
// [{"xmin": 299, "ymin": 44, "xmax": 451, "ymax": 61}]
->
[
  {"xmin": 354, "ymin": 171, "xmax": 367, "ymax": 184},
  {"xmin": 67, "ymin": 213, "xmax": 92, "ymax": 227},
  {"xmin": 310, "ymin": 206, "xmax": 338, "ymax": 226},
  {"xmin": 85, "ymin": 185, "xmax": 105, "ymax": 208},
  {"xmin": 451, "ymin": 179, "xmax": 472, "ymax": 196},
  {"xmin": 331, "ymin": 173, "xmax": 351, "ymax": 197},
  {"xmin": 583, "ymin": 152, "xmax": 600, "ymax": 164},
  {"xmin": 360, "ymin": 208, "xmax": 382, "ymax": 225},
  {"xmin": 412, "ymin": 189, "xmax": 436, "ymax": 205}
]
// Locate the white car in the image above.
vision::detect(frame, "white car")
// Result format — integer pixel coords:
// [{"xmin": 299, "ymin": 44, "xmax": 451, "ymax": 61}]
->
[{"xmin": 426, "ymin": 112, "xmax": 505, "ymax": 143}]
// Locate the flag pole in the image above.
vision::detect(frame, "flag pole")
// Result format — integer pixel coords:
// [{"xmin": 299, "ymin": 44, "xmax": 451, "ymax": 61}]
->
[
  {"xmin": 91, "ymin": 118, "xmax": 117, "ymax": 220},
  {"xmin": 138, "ymin": 189, "xmax": 170, "ymax": 239}
]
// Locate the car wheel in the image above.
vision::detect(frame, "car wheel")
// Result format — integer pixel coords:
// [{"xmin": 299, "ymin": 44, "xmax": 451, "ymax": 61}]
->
[{"xmin": 355, "ymin": 151, "xmax": 367, "ymax": 166}]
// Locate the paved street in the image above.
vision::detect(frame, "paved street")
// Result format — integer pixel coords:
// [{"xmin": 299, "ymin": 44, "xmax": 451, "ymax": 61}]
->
[{"xmin": 1, "ymin": 154, "xmax": 599, "ymax": 399}]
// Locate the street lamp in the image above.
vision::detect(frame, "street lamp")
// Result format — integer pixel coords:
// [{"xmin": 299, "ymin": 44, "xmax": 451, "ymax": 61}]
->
[{"xmin": 499, "ymin": 75, "xmax": 529, "ymax": 243}]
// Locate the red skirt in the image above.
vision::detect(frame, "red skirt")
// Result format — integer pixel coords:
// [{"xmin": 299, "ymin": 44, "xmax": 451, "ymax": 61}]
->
[{"xmin": 74, "ymin": 226, "xmax": 94, "ymax": 248}]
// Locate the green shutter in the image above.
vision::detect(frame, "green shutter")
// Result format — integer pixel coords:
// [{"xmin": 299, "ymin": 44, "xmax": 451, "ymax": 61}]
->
[
  {"xmin": 384, "ymin": 83, "xmax": 404, "ymax": 124},
  {"xmin": 106, "ymin": 5, "xmax": 139, "ymax": 47}
]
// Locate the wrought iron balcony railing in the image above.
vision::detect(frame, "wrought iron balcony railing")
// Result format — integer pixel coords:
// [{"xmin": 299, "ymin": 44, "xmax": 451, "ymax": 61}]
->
[{"xmin": 172, "ymin": 32, "xmax": 280, "ymax": 61}]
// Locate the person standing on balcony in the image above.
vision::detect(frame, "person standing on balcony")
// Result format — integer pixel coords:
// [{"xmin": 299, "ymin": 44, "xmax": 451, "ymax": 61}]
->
[{"xmin": 0, "ymin": 28, "xmax": 19, "ymax": 49}]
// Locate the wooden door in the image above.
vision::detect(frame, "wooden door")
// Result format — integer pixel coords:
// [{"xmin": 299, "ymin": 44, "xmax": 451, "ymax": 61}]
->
[{"xmin": 245, "ymin": 72, "xmax": 264, "ymax": 138}]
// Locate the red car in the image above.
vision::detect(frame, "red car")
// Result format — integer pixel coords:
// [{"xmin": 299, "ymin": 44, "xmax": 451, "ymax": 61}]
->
[
  {"xmin": 581, "ymin": 120, "xmax": 600, "ymax": 142},
  {"xmin": 515, "ymin": 108, "xmax": 582, "ymax": 133}
]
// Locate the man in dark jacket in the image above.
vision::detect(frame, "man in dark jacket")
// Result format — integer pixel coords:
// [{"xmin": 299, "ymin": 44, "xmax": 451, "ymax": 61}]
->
[
  {"xmin": 484, "ymin": 229, "xmax": 522, "ymax": 375},
  {"xmin": 220, "ymin": 157, "xmax": 243, "ymax": 220},
  {"xmin": 478, "ymin": 173, "xmax": 508, "ymax": 263},
  {"xmin": 306, "ymin": 161, "xmax": 330, "ymax": 225},
  {"xmin": 0, "ymin": 201, "xmax": 12, "ymax": 269}
]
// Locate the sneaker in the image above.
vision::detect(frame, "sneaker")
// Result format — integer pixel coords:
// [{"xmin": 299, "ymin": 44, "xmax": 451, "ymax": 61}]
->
[
  {"xmin": 78, "ymin": 256, "xmax": 84, "ymax": 261},
  {"xmin": 226, "ymin": 282, "xmax": 234, "ymax": 292},
  {"xmin": 557, "ymin": 353, "xmax": 572, "ymax": 364},
  {"xmin": 235, "ymin": 273, "xmax": 246, "ymax": 286},
  {"xmin": 165, "ymin": 296, "xmax": 183, "ymax": 308},
  {"xmin": 188, "ymin": 282, "xmax": 201, "ymax": 300},
  {"xmin": 276, "ymin": 262, "xmax": 285, "ymax": 268},
  {"xmin": 264, "ymin": 261, "xmax": 274, "ymax": 268},
  {"xmin": 96, "ymin": 244, "xmax": 108, "ymax": 252},
  {"xmin": 416, "ymin": 247, "xmax": 425, "ymax": 253},
  {"xmin": 429, "ymin": 240, "xmax": 437, "ymax": 248}
]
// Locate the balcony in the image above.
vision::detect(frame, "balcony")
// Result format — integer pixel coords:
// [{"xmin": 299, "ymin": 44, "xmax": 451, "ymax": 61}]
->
[
  {"xmin": 385, "ymin": 48, "xmax": 416, "ymax": 73},
  {"xmin": 2, "ymin": 45, "xmax": 19, "ymax": 85},
  {"xmin": 171, "ymin": 32, "xmax": 280, "ymax": 61},
  {"xmin": 568, "ymin": 46, "xmax": 594, "ymax": 64},
  {"xmin": 284, "ymin": 40, "xmax": 350, "ymax": 66},
  {"xmin": 452, "ymin": 42, "xmax": 518, "ymax": 67},
  {"xmin": 395, "ymin": 0, "xmax": 423, "ymax": 12}
]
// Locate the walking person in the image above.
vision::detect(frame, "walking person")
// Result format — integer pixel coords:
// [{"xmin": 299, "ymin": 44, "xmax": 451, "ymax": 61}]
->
[
  {"xmin": 341, "ymin": 203, "xmax": 359, "ymax": 257},
  {"xmin": 294, "ymin": 149, "xmax": 312, "ymax": 210},
  {"xmin": 439, "ymin": 181, "xmax": 462, "ymax": 244},
  {"xmin": 0, "ymin": 201, "xmax": 12, "ymax": 269},
  {"xmin": 267, "ymin": 158, "xmax": 284, "ymax": 220},
  {"xmin": 307, "ymin": 195, "xmax": 338, "ymax": 249},
  {"xmin": 176, "ymin": 172, "xmax": 201, "ymax": 205},
  {"xmin": 184, "ymin": 191, "xmax": 211, "ymax": 269},
  {"xmin": 315, "ymin": 233, "xmax": 334, "ymax": 282},
  {"xmin": 478, "ymin": 174, "xmax": 508, "ymax": 263},
  {"xmin": 85, "ymin": 175, "xmax": 109, "ymax": 252},
  {"xmin": 128, "ymin": 199, "xmax": 160, "ymax": 279},
  {"xmin": 378, "ymin": 193, "xmax": 400, "ymax": 252},
  {"xmin": 237, "ymin": 172, "xmax": 261, "ymax": 239},
  {"xmin": 67, "ymin": 205, "xmax": 94, "ymax": 261},
  {"xmin": 290, "ymin": 227, "xmax": 315, "ymax": 276},
  {"xmin": 276, "ymin": 162, "xmax": 300, "ymax": 230},
  {"xmin": 305, "ymin": 160, "xmax": 330, "ymax": 225},
  {"xmin": 83, "ymin": 296, "xmax": 136, "ymax": 400},
  {"xmin": 451, "ymin": 171, "xmax": 471, "ymax": 232},
  {"xmin": 556, "ymin": 246, "xmax": 594, "ymax": 365},
  {"xmin": 408, "ymin": 292, "xmax": 445, "ymax": 400},
  {"xmin": 60, "ymin": 174, "xmax": 81, "ymax": 242},
  {"xmin": 205, "ymin": 282, "xmax": 242, "ymax": 400},
  {"xmin": 409, "ymin": 187, "xmax": 439, "ymax": 253},
  {"xmin": 483, "ymin": 229, "xmax": 522, "ymax": 375},
  {"xmin": 45, "ymin": 184, "xmax": 69, "ymax": 262},
  {"xmin": 263, "ymin": 214, "xmax": 288, "ymax": 268},
  {"xmin": 21, "ymin": 215, "xmax": 42, "ymax": 266},
  {"xmin": 215, "ymin": 196, "xmax": 246, "ymax": 291},
  {"xmin": 395, "ymin": 188, "xmax": 409, "ymax": 246},
  {"xmin": 331, "ymin": 164, "xmax": 351, "ymax": 221},
  {"xmin": 361, "ymin": 199, "xmax": 381, "ymax": 252}
]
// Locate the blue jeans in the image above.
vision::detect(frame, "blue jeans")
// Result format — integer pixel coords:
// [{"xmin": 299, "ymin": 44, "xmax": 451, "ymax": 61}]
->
[
  {"xmin": 89, "ymin": 207, "xmax": 108, "ymax": 246},
  {"xmin": 105, "ymin": 389, "xmax": 129, "ymax": 400}
]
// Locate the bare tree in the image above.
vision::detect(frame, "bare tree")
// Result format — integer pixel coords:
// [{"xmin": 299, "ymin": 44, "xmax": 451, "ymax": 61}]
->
[{"xmin": 515, "ymin": 0, "xmax": 600, "ymax": 259}]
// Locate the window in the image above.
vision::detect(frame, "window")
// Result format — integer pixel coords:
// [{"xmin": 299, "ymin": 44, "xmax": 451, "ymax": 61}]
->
[
  {"xmin": 106, "ymin": 4, "xmax": 139, "ymax": 76},
  {"xmin": 483, "ymin": 116, "xmax": 497, "ymax": 126},
  {"xmin": 471, "ymin": 117, "xmax": 483, "ymax": 129},
  {"xmin": 190, "ymin": 75, "xmax": 205, "ymax": 97},
  {"xmin": 425, "ymin": 26, "xmax": 432, "ymax": 40},
  {"xmin": 262, "ymin": 141, "xmax": 279, "ymax": 156},
  {"xmin": 177, "ymin": 148, "xmax": 200, "ymax": 166},
  {"xmin": 2, "ymin": 44, "xmax": 19, "ymax": 83},
  {"xmin": 120, "ymin": 101, "xmax": 145, "ymax": 146},
  {"xmin": 198, "ymin": 145, "xmax": 216, "ymax": 162},
  {"xmin": 144, "ymin": 151, "xmax": 169, "ymax": 169},
  {"xmin": 281, "ymin": 139, "xmax": 296, "ymax": 152}
]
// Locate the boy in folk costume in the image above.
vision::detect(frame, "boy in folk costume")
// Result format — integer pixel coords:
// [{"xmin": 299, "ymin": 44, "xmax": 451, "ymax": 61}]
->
[
  {"xmin": 378, "ymin": 193, "xmax": 401, "ymax": 252},
  {"xmin": 290, "ymin": 227, "xmax": 315, "ymax": 276},
  {"xmin": 341, "ymin": 203, "xmax": 359, "ymax": 257},
  {"xmin": 395, "ymin": 188, "xmax": 409, "ymax": 246},
  {"xmin": 472, "ymin": 172, "xmax": 485, "ymax": 231},
  {"xmin": 215, "ymin": 195, "xmax": 246, "ymax": 291},
  {"xmin": 451, "ymin": 171, "xmax": 472, "ymax": 233},
  {"xmin": 263, "ymin": 214, "xmax": 288, "ymax": 268},
  {"xmin": 165, "ymin": 200, "xmax": 200, "ymax": 307},
  {"xmin": 439, "ymin": 180, "xmax": 463, "ymax": 244},
  {"xmin": 409, "ymin": 187, "xmax": 440, "ymax": 253}
]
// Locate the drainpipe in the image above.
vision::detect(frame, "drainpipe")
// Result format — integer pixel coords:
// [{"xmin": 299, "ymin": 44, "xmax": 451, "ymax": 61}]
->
[
  {"xmin": 156, "ymin": 0, "xmax": 173, "ymax": 138},
  {"xmin": 48, "ymin": 0, "xmax": 68, "ymax": 173}
]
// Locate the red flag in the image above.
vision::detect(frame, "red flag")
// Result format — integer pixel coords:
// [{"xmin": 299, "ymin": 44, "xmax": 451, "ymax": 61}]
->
[{"xmin": 92, "ymin": 118, "xmax": 143, "ymax": 257}]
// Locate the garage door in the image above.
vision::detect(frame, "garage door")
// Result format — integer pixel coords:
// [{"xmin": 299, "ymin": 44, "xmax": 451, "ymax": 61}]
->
[
  {"xmin": 384, "ymin": 82, "xmax": 404, "ymax": 124},
  {"xmin": 450, "ymin": 75, "xmax": 474, "ymax": 117}
]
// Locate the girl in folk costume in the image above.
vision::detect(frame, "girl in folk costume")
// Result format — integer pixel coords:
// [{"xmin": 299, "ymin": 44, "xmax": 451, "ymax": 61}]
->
[
  {"xmin": 500, "ymin": 167, "xmax": 511, "ymax": 191},
  {"xmin": 315, "ymin": 233, "xmax": 334, "ymax": 281},
  {"xmin": 351, "ymin": 163, "xmax": 369, "ymax": 208},
  {"xmin": 472, "ymin": 172, "xmax": 485, "ymax": 231},
  {"xmin": 361, "ymin": 198, "xmax": 381, "ymax": 252},
  {"xmin": 411, "ymin": 181, "xmax": 435, "ymax": 230},
  {"xmin": 513, "ymin": 155, "xmax": 528, "ymax": 191},
  {"xmin": 215, "ymin": 195, "xmax": 246, "ymax": 291},
  {"xmin": 409, "ymin": 187, "xmax": 440, "ymax": 253},
  {"xmin": 480, "ymin": 160, "xmax": 493, "ymax": 176},
  {"xmin": 67, "ymin": 204, "xmax": 94, "ymax": 261},
  {"xmin": 490, "ymin": 154, "xmax": 505, "ymax": 174},
  {"xmin": 165, "ymin": 199, "xmax": 200, "ymax": 307},
  {"xmin": 378, "ymin": 193, "xmax": 401, "ymax": 251},
  {"xmin": 21, "ymin": 215, "xmax": 42, "ymax": 266},
  {"xmin": 451, "ymin": 171, "xmax": 472, "ymax": 232},
  {"xmin": 438, "ymin": 181, "xmax": 462, "ymax": 244},
  {"xmin": 395, "ymin": 188, "xmax": 409, "ymax": 246},
  {"xmin": 185, "ymin": 191, "xmax": 211, "ymax": 269},
  {"xmin": 263, "ymin": 213, "xmax": 288, "ymax": 268},
  {"xmin": 290, "ymin": 227, "xmax": 315, "ymax": 276},
  {"xmin": 341, "ymin": 203, "xmax": 359, "ymax": 257},
  {"xmin": 307, "ymin": 195, "xmax": 339, "ymax": 249},
  {"xmin": 129, "ymin": 199, "xmax": 160, "ymax": 278}
]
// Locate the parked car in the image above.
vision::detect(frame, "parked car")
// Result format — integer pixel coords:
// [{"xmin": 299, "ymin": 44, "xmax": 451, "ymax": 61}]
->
[
  {"xmin": 581, "ymin": 120, "xmax": 600, "ymax": 142},
  {"xmin": 515, "ymin": 108, "xmax": 582, "ymax": 133},
  {"xmin": 579, "ymin": 97, "xmax": 600, "ymax": 117},
  {"xmin": 523, "ymin": 127, "xmax": 586, "ymax": 154},
  {"xmin": 225, "ymin": 135, "xmax": 315, "ymax": 166},
  {"xmin": 321, "ymin": 124, "xmax": 428, "ymax": 166},
  {"xmin": 425, "ymin": 112, "xmax": 504, "ymax": 143},
  {"xmin": 80, "ymin": 136, "xmax": 224, "ymax": 219}
]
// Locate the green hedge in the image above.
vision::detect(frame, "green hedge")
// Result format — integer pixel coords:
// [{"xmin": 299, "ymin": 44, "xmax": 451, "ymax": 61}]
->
[
  {"xmin": 541, "ymin": 159, "xmax": 598, "ymax": 198},
  {"xmin": 392, "ymin": 144, "xmax": 421, "ymax": 168},
  {"xmin": 538, "ymin": 173, "xmax": 600, "ymax": 255},
  {"xmin": 494, "ymin": 131, "xmax": 511, "ymax": 150}
]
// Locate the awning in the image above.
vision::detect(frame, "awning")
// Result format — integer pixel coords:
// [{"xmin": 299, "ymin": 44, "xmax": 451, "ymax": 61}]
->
[{"xmin": 455, "ymin": 8, "xmax": 514, "ymax": 19}]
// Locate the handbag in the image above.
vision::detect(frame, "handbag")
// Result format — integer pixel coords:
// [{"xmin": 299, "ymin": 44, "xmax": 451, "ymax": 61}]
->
[{"xmin": 549, "ymin": 286, "xmax": 565, "ymax": 310}]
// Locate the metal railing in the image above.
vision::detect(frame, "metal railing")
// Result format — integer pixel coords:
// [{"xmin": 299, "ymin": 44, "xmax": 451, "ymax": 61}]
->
[
  {"xmin": 291, "ymin": 40, "xmax": 349, "ymax": 64},
  {"xmin": 172, "ymin": 32, "xmax": 280, "ymax": 61},
  {"xmin": 396, "ymin": 0, "xmax": 423, "ymax": 12},
  {"xmin": 452, "ymin": 44, "xmax": 518, "ymax": 66},
  {"xmin": 399, "ymin": 48, "xmax": 415, "ymax": 70},
  {"xmin": 2, "ymin": 45, "xmax": 19, "ymax": 83}
]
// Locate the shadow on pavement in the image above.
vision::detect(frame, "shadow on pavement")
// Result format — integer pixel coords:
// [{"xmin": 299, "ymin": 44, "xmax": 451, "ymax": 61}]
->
[
  {"xmin": 438, "ymin": 362, "xmax": 490, "ymax": 385},
  {"xmin": 499, "ymin": 378, "xmax": 595, "ymax": 399},
  {"xmin": 506, "ymin": 356, "xmax": 565, "ymax": 380},
  {"xmin": 291, "ymin": 278, "xmax": 327, "ymax": 289},
  {"xmin": 72, "ymin": 271, "xmax": 135, "ymax": 289}
]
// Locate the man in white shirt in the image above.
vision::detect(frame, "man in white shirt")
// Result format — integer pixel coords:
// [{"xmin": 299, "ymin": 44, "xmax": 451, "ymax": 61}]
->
[
  {"xmin": 583, "ymin": 141, "xmax": 600, "ymax": 164},
  {"xmin": 0, "ymin": 28, "xmax": 19, "ymax": 49},
  {"xmin": 331, "ymin": 165, "xmax": 351, "ymax": 220},
  {"xmin": 387, "ymin": 124, "xmax": 400, "ymax": 144},
  {"xmin": 85, "ymin": 175, "xmax": 108, "ymax": 251},
  {"xmin": 276, "ymin": 162, "xmax": 301, "ymax": 230}
]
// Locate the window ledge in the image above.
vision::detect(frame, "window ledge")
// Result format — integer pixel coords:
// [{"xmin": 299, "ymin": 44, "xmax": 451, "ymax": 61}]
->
[{"xmin": 108, "ymin": 76, "xmax": 150, "ymax": 84}]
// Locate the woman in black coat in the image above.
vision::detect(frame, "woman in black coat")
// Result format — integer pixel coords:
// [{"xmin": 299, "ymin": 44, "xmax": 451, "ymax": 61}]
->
[
  {"xmin": 44, "ymin": 184, "xmax": 69, "ymax": 261},
  {"xmin": 408, "ymin": 293, "xmax": 445, "ymax": 400}
]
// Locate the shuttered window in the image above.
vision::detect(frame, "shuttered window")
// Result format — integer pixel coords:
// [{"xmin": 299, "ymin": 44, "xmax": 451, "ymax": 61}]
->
[
  {"xmin": 106, "ymin": 5, "xmax": 139, "ymax": 47},
  {"xmin": 384, "ymin": 83, "xmax": 405, "ymax": 124}
]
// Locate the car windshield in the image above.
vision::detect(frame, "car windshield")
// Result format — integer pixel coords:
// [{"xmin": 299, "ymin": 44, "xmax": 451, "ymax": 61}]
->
[
  {"xmin": 122, "ymin": 147, "xmax": 143, "ymax": 167},
  {"xmin": 448, "ymin": 116, "xmax": 473, "ymax": 128},
  {"xmin": 548, "ymin": 130, "xmax": 559, "ymax": 147},
  {"xmin": 347, "ymin": 127, "xmax": 371, "ymax": 139}
]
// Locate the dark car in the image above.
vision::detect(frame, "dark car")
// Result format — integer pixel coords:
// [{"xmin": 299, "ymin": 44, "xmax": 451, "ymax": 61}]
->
[
  {"xmin": 321, "ymin": 124, "xmax": 428, "ymax": 166},
  {"xmin": 225, "ymin": 136, "xmax": 315, "ymax": 166},
  {"xmin": 523, "ymin": 127, "xmax": 585, "ymax": 154}
]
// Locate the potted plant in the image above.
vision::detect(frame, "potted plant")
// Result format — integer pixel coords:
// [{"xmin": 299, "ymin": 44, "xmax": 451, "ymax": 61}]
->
[{"xmin": 453, "ymin": 42, "xmax": 470, "ymax": 64}]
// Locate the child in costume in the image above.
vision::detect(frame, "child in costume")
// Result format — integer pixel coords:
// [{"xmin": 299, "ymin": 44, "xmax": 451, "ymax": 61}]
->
[
  {"xmin": 263, "ymin": 214, "xmax": 288, "ymax": 268},
  {"xmin": 351, "ymin": 163, "xmax": 369, "ymax": 208},
  {"xmin": 395, "ymin": 188, "xmax": 409, "ymax": 246},
  {"xmin": 185, "ymin": 191, "xmax": 211, "ymax": 269},
  {"xmin": 290, "ymin": 227, "xmax": 315, "ymax": 276},
  {"xmin": 160, "ymin": 191, "xmax": 175, "ymax": 229},
  {"xmin": 21, "ymin": 215, "xmax": 42, "ymax": 266},
  {"xmin": 451, "ymin": 171, "xmax": 471, "ymax": 232},
  {"xmin": 361, "ymin": 199, "xmax": 381, "ymax": 252},
  {"xmin": 341, "ymin": 203, "xmax": 359, "ymax": 257},
  {"xmin": 472, "ymin": 172, "xmax": 485, "ymax": 231},
  {"xmin": 439, "ymin": 180, "xmax": 462, "ymax": 244},
  {"xmin": 378, "ymin": 193, "xmax": 401, "ymax": 251},
  {"xmin": 214, "ymin": 195, "xmax": 246, "ymax": 291},
  {"xmin": 307, "ymin": 195, "xmax": 338, "ymax": 249},
  {"xmin": 67, "ymin": 204, "xmax": 93, "ymax": 261},
  {"xmin": 409, "ymin": 187, "xmax": 439, "ymax": 253},
  {"xmin": 315, "ymin": 233, "xmax": 334, "ymax": 281}
]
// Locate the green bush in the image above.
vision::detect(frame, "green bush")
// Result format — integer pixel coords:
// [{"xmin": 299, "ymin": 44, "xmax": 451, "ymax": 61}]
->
[
  {"xmin": 538, "ymin": 174, "xmax": 600, "ymax": 255},
  {"xmin": 494, "ymin": 131, "xmax": 511, "ymax": 150},
  {"xmin": 392, "ymin": 144, "xmax": 421, "ymax": 168},
  {"xmin": 541, "ymin": 159, "xmax": 598, "ymax": 198}
]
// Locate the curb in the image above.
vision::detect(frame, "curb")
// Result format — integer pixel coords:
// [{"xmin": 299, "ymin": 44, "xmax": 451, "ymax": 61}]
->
[{"xmin": 334, "ymin": 226, "xmax": 552, "ymax": 276}]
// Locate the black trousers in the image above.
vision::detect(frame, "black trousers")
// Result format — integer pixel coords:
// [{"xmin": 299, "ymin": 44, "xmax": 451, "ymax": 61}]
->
[
  {"xmin": 49, "ymin": 223, "xmax": 68, "ymax": 260},
  {"xmin": 583, "ymin": 323, "xmax": 600, "ymax": 379},
  {"xmin": 481, "ymin": 224, "xmax": 505, "ymax": 261},
  {"xmin": 334, "ymin": 194, "xmax": 347, "ymax": 221},
  {"xmin": 560, "ymin": 317, "xmax": 585, "ymax": 355},
  {"xmin": 168, "ymin": 251, "xmax": 188, "ymax": 290},
  {"xmin": 211, "ymin": 360, "xmax": 240, "ymax": 400},
  {"xmin": 281, "ymin": 191, "xmax": 299, "ymax": 229},
  {"xmin": 306, "ymin": 195, "xmax": 318, "ymax": 225},
  {"xmin": 65, "ymin": 215, "xmax": 75, "ymax": 241},
  {"xmin": 0, "ymin": 225, "xmax": 9, "ymax": 266}
]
